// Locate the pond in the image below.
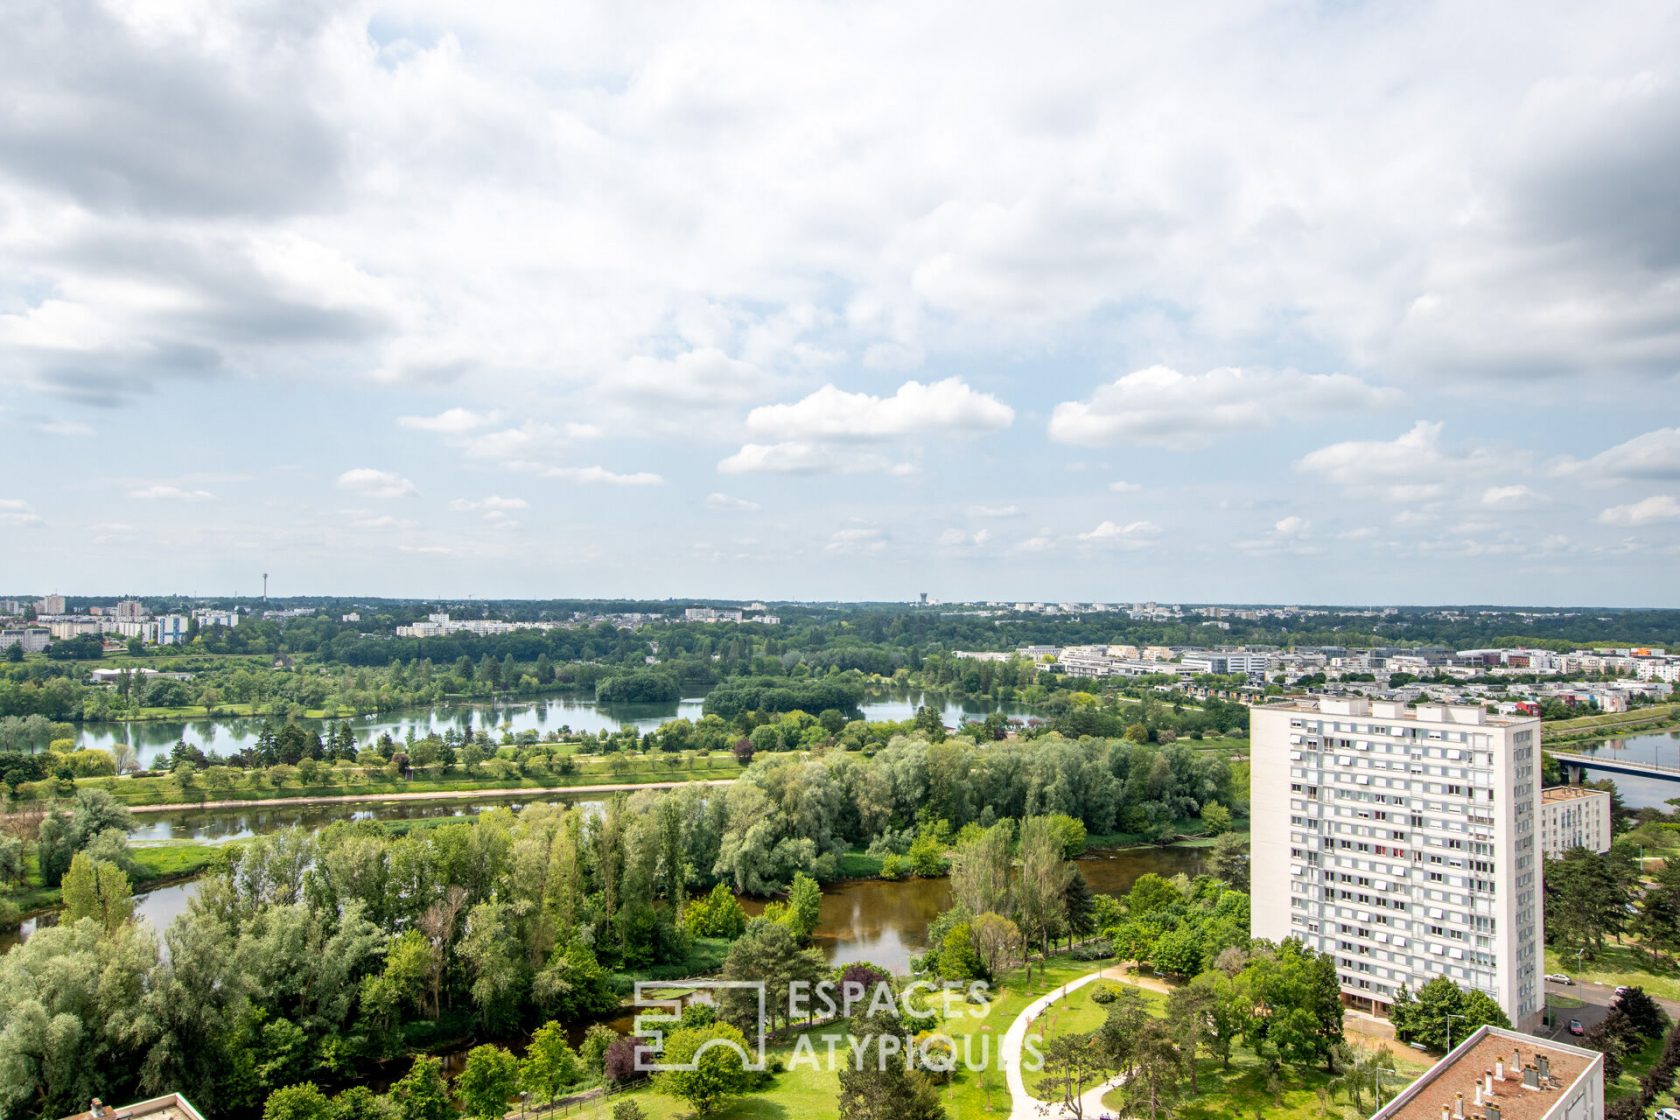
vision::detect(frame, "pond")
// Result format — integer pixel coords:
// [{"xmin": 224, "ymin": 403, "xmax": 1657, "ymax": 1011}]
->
[
  {"xmin": 1, "ymin": 840, "xmax": 1208, "ymax": 975},
  {"xmin": 73, "ymin": 692, "xmax": 1041, "ymax": 767}
]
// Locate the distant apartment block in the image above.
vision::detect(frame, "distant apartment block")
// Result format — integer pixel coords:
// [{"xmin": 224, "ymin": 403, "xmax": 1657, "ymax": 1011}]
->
[
  {"xmin": 1538, "ymin": 786, "xmax": 1613, "ymax": 856},
  {"xmin": 683, "ymin": 606, "xmax": 779, "ymax": 624},
  {"xmin": 1251, "ymin": 697, "xmax": 1544, "ymax": 1032},
  {"xmin": 193, "ymin": 608, "xmax": 239, "ymax": 629},
  {"xmin": 0, "ymin": 627, "xmax": 51, "ymax": 653},
  {"xmin": 36, "ymin": 593, "xmax": 66, "ymax": 615},
  {"xmin": 1372, "ymin": 1025, "xmax": 1603, "ymax": 1120},
  {"xmin": 151, "ymin": 614, "xmax": 189, "ymax": 645}
]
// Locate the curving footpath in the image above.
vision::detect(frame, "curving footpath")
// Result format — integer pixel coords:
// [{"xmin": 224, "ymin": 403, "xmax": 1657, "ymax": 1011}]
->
[
  {"xmin": 1000, "ymin": 965, "xmax": 1131, "ymax": 1120},
  {"xmin": 127, "ymin": 777, "xmax": 737, "ymax": 813}
]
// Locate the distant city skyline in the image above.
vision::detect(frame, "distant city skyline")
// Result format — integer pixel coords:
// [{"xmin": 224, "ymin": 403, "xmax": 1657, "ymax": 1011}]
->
[{"xmin": 2, "ymin": 2, "xmax": 1678, "ymax": 605}]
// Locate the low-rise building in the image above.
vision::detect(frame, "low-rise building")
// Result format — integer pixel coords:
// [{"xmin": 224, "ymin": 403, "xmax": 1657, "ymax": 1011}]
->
[
  {"xmin": 1538, "ymin": 786, "xmax": 1613, "ymax": 856},
  {"xmin": 1370, "ymin": 1025, "xmax": 1603, "ymax": 1120},
  {"xmin": 60, "ymin": 1093, "xmax": 207, "ymax": 1120}
]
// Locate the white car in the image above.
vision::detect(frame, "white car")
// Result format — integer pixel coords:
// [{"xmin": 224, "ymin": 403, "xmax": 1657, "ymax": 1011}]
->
[
  {"xmin": 1651, "ymin": 1108, "xmax": 1680, "ymax": 1120},
  {"xmin": 1544, "ymin": 973, "xmax": 1573, "ymax": 985}
]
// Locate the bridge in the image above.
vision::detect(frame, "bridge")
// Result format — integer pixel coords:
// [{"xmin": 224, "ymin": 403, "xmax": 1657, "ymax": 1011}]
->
[{"xmin": 1550, "ymin": 751, "xmax": 1680, "ymax": 784}]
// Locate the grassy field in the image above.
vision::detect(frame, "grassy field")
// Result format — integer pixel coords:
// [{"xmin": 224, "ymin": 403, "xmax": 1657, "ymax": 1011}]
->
[
  {"xmin": 5, "ymin": 838, "xmax": 233, "ymax": 916},
  {"xmin": 1546, "ymin": 943, "xmax": 1680, "ymax": 1001}
]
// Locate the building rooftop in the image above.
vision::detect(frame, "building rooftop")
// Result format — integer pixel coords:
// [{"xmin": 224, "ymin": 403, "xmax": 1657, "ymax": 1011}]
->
[
  {"xmin": 60, "ymin": 1094, "xmax": 206, "ymax": 1120},
  {"xmin": 1372, "ymin": 1028, "xmax": 1602, "ymax": 1120},
  {"xmin": 1540, "ymin": 785, "xmax": 1609, "ymax": 804},
  {"xmin": 1260, "ymin": 696, "xmax": 1536, "ymax": 728}
]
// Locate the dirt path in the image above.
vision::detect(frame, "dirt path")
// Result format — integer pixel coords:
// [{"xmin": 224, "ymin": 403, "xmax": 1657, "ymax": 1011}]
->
[{"xmin": 128, "ymin": 777, "xmax": 737, "ymax": 814}]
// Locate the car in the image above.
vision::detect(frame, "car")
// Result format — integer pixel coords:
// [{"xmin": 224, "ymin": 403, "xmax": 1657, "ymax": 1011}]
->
[
  {"xmin": 1544, "ymin": 973, "xmax": 1573, "ymax": 985},
  {"xmin": 1654, "ymin": 1108, "xmax": 1680, "ymax": 1120},
  {"xmin": 1568, "ymin": 1019, "xmax": 1585, "ymax": 1036}
]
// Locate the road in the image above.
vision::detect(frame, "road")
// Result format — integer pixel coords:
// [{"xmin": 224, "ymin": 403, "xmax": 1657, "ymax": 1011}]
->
[
  {"xmin": 1536, "ymin": 976, "xmax": 1680, "ymax": 1045},
  {"xmin": 128, "ymin": 777, "xmax": 737, "ymax": 814}
]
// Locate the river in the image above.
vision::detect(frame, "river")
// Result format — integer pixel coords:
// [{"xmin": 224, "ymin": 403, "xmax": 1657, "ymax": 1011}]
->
[
  {"xmin": 72, "ymin": 692, "xmax": 1039, "ymax": 768},
  {"xmin": 1554, "ymin": 730, "xmax": 1680, "ymax": 808}
]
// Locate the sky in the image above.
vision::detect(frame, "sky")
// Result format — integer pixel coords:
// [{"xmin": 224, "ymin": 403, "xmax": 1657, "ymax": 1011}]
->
[{"xmin": 3, "ymin": 0, "xmax": 1680, "ymax": 606}]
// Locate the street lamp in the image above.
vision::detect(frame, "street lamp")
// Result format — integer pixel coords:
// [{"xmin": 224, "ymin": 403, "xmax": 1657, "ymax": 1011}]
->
[{"xmin": 1445, "ymin": 1013, "xmax": 1464, "ymax": 1052}]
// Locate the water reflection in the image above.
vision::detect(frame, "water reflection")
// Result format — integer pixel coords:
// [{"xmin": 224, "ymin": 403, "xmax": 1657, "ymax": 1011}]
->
[
  {"xmin": 74, "ymin": 692, "xmax": 1037, "ymax": 767},
  {"xmin": 1558, "ymin": 731, "xmax": 1680, "ymax": 808}
]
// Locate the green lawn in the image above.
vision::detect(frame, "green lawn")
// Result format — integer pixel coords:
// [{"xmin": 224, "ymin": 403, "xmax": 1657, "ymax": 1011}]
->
[{"xmin": 1546, "ymin": 943, "xmax": 1680, "ymax": 1002}]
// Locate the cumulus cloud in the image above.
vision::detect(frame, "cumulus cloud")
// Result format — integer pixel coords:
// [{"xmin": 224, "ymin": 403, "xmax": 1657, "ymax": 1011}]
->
[
  {"xmin": 336, "ymin": 468, "xmax": 418, "ymax": 499},
  {"xmin": 717, "ymin": 442, "xmax": 910, "ymax": 476},
  {"xmin": 449, "ymin": 496, "xmax": 528, "ymax": 511},
  {"xmin": 1556, "ymin": 428, "xmax": 1680, "ymax": 481},
  {"xmin": 705, "ymin": 492, "xmax": 761, "ymax": 511},
  {"xmin": 1599, "ymin": 495, "xmax": 1680, "ymax": 525},
  {"xmin": 1482, "ymin": 484, "xmax": 1539, "ymax": 508},
  {"xmin": 1297, "ymin": 421, "xmax": 1493, "ymax": 504},
  {"xmin": 616, "ymin": 349, "xmax": 771, "ymax": 405},
  {"xmin": 1274, "ymin": 516, "xmax": 1309, "ymax": 535},
  {"xmin": 827, "ymin": 526, "xmax": 888, "ymax": 552},
  {"xmin": 967, "ymin": 503, "xmax": 1021, "ymax": 518},
  {"xmin": 938, "ymin": 527, "xmax": 991, "ymax": 548},
  {"xmin": 506, "ymin": 463, "xmax": 663, "ymax": 485},
  {"xmin": 1078, "ymin": 519, "xmax": 1161, "ymax": 546},
  {"xmin": 1108, "ymin": 480, "xmax": 1143, "ymax": 494},
  {"xmin": 0, "ymin": 499, "xmax": 43, "ymax": 527},
  {"xmin": 129, "ymin": 485, "xmax": 215, "ymax": 501},
  {"xmin": 34, "ymin": 420, "xmax": 96, "ymax": 437},
  {"xmin": 745, "ymin": 378, "xmax": 1013, "ymax": 440},
  {"xmin": 1049, "ymin": 366, "xmax": 1399, "ymax": 450},
  {"xmin": 399, "ymin": 408, "xmax": 499, "ymax": 433}
]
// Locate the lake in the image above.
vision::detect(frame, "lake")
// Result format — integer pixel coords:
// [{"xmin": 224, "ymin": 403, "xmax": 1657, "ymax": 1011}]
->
[{"xmin": 73, "ymin": 692, "xmax": 1039, "ymax": 767}]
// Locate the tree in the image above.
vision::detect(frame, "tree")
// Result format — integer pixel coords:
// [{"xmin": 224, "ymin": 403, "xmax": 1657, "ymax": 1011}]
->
[
  {"xmin": 785, "ymin": 871, "xmax": 823, "ymax": 942},
  {"xmin": 936, "ymin": 921, "xmax": 984, "ymax": 981},
  {"xmin": 1015, "ymin": 815, "xmax": 1073, "ymax": 976},
  {"xmin": 456, "ymin": 1044, "xmax": 519, "ymax": 1120},
  {"xmin": 1637, "ymin": 860, "xmax": 1680, "ymax": 961},
  {"xmin": 970, "ymin": 912, "xmax": 1021, "ymax": 978},
  {"xmin": 1200, "ymin": 802, "xmax": 1232, "ymax": 835},
  {"xmin": 604, "ymin": 1036, "xmax": 651, "ymax": 1084},
  {"xmin": 948, "ymin": 820, "xmax": 1012, "ymax": 917},
  {"xmin": 1209, "ymin": 833, "xmax": 1250, "ymax": 890},
  {"xmin": 719, "ymin": 919, "xmax": 826, "ymax": 1032},
  {"xmin": 655, "ymin": 1023, "xmax": 756, "ymax": 1116},
  {"xmin": 263, "ymin": 1084, "xmax": 334, "ymax": 1120},
  {"xmin": 1244, "ymin": 940, "xmax": 1344, "ymax": 1072},
  {"xmin": 520, "ymin": 1022, "xmax": 581, "ymax": 1109},
  {"xmin": 610, "ymin": 1104, "xmax": 647, "ymax": 1120},
  {"xmin": 837, "ymin": 1001, "xmax": 946, "ymax": 1120},
  {"xmin": 1167, "ymin": 982, "xmax": 1217, "ymax": 1093},
  {"xmin": 59, "ymin": 852, "xmax": 132, "ymax": 933},
  {"xmin": 330, "ymin": 1087, "xmax": 396, "ymax": 1120},
  {"xmin": 1545, "ymin": 847, "xmax": 1636, "ymax": 959},
  {"xmin": 1041, "ymin": 1033, "xmax": 1107, "ymax": 1120},
  {"xmin": 389, "ymin": 1057, "xmax": 453, "ymax": 1120},
  {"xmin": 1122, "ymin": 1019, "xmax": 1182, "ymax": 1120}
]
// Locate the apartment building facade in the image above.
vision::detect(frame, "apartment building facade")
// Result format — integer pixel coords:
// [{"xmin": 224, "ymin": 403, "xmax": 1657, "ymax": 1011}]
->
[
  {"xmin": 1251, "ymin": 697, "xmax": 1544, "ymax": 1031},
  {"xmin": 1538, "ymin": 786, "xmax": 1613, "ymax": 856}
]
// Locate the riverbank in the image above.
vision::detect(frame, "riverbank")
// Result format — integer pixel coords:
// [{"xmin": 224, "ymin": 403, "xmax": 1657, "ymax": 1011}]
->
[
  {"xmin": 1544, "ymin": 702, "xmax": 1680, "ymax": 746},
  {"xmin": 125, "ymin": 776, "xmax": 737, "ymax": 813}
]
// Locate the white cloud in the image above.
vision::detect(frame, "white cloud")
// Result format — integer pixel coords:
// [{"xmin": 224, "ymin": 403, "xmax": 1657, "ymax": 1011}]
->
[
  {"xmin": 745, "ymin": 378, "xmax": 1013, "ymax": 441},
  {"xmin": 1108, "ymin": 480, "xmax": 1143, "ymax": 494},
  {"xmin": 449, "ymin": 496, "xmax": 528, "ymax": 511},
  {"xmin": 35, "ymin": 420, "xmax": 96, "ymax": 437},
  {"xmin": 1556, "ymin": 428, "xmax": 1680, "ymax": 481},
  {"xmin": 506, "ymin": 463, "xmax": 663, "ymax": 485},
  {"xmin": 827, "ymin": 526, "xmax": 888, "ymax": 552},
  {"xmin": 1481, "ymin": 484, "xmax": 1538, "ymax": 508},
  {"xmin": 129, "ymin": 485, "xmax": 215, "ymax": 501},
  {"xmin": 967, "ymin": 503, "xmax": 1021, "ymax": 518},
  {"xmin": 616, "ymin": 349, "xmax": 770, "ymax": 405},
  {"xmin": 336, "ymin": 468, "xmax": 419, "ymax": 499},
  {"xmin": 1050, "ymin": 366, "xmax": 1399, "ymax": 450},
  {"xmin": 1297, "ymin": 421, "xmax": 1493, "ymax": 504},
  {"xmin": 398, "ymin": 407, "xmax": 499, "ymax": 433},
  {"xmin": 938, "ymin": 527, "xmax": 991, "ymax": 548},
  {"xmin": 1274, "ymin": 516, "xmax": 1309, "ymax": 535},
  {"xmin": 1078, "ymin": 519, "xmax": 1161, "ymax": 546},
  {"xmin": 1598, "ymin": 495, "xmax": 1680, "ymax": 525},
  {"xmin": 705, "ymin": 492, "xmax": 761, "ymax": 511},
  {"xmin": 0, "ymin": 499, "xmax": 43, "ymax": 527},
  {"xmin": 717, "ymin": 442, "xmax": 909, "ymax": 476}
]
